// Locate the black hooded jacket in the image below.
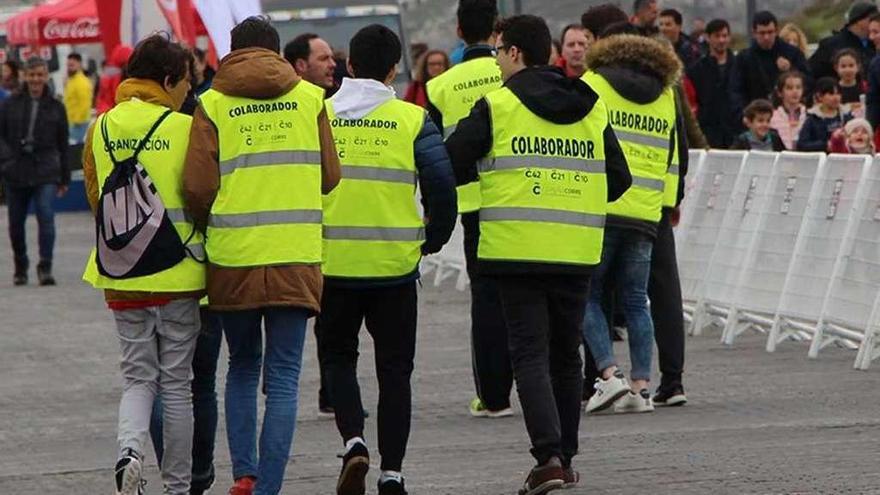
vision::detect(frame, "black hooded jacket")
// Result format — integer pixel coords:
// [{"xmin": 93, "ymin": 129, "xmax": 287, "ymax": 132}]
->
[{"xmin": 446, "ymin": 65, "xmax": 632, "ymax": 276}]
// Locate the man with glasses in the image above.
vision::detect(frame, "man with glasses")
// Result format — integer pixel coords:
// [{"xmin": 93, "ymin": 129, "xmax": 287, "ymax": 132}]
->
[{"xmin": 446, "ymin": 14, "xmax": 631, "ymax": 494}]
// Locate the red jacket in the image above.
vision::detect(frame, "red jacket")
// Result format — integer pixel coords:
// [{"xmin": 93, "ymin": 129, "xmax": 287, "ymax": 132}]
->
[{"xmin": 95, "ymin": 45, "xmax": 133, "ymax": 115}]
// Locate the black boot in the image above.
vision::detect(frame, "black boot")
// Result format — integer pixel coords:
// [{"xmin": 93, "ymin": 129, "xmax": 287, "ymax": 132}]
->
[
  {"xmin": 13, "ymin": 258, "xmax": 27, "ymax": 286},
  {"xmin": 37, "ymin": 261, "xmax": 55, "ymax": 286}
]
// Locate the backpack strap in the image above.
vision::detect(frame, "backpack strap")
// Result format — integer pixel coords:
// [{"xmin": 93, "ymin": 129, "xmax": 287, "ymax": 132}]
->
[{"xmin": 100, "ymin": 109, "xmax": 173, "ymax": 166}]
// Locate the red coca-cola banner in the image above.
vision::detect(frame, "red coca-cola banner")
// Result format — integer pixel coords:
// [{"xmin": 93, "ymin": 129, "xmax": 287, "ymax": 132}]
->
[
  {"xmin": 6, "ymin": 0, "xmax": 102, "ymax": 46},
  {"xmin": 40, "ymin": 16, "xmax": 100, "ymax": 43}
]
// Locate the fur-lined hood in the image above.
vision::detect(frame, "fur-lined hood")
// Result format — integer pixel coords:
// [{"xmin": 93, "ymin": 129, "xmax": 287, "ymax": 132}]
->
[{"xmin": 585, "ymin": 34, "xmax": 682, "ymax": 104}]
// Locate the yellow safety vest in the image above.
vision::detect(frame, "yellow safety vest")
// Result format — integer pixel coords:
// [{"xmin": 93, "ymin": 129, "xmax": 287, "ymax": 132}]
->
[
  {"xmin": 82, "ymin": 99, "xmax": 205, "ymax": 292},
  {"xmin": 426, "ymin": 56, "xmax": 502, "ymax": 213},
  {"xmin": 583, "ymin": 71, "xmax": 676, "ymax": 222},
  {"xmin": 198, "ymin": 82, "xmax": 324, "ymax": 267},
  {"xmin": 663, "ymin": 124, "xmax": 680, "ymax": 208},
  {"xmin": 478, "ymin": 87, "xmax": 608, "ymax": 266},
  {"xmin": 322, "ymin": 98, "xmax": 425, "ymax": 278}
]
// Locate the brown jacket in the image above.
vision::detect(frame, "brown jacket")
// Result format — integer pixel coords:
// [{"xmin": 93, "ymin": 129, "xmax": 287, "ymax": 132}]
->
[
  {"xmin": 82, "ymin": 78, "xmax": 204, "ymax": 303},
  {"xmin": 183, "ymin": 47, "xmax": 341, "ymax": 314}
]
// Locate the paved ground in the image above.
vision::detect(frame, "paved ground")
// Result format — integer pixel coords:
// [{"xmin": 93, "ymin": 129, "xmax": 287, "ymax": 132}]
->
[{"xmin": 1, "ymin": 211, "xmax": 879, "ymax": 495}]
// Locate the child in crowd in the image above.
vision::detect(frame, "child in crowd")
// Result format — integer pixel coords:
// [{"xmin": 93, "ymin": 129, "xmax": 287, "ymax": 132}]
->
[
  {"xmin": 829, "ymin": 118, "xmax": 875, "ymax": 154},
  {"xmin": 731, "ymin": 99, "xmax": 786, "ymax": 151},
  {"xmin": 770, "ymin": 71, "xmax": 807, "ymax": 150},
  {"xmin": 797, "ymin": 77, "xmax": 853, "ymax": 152},
  {"xmin": 833, "ymin": 48, "xmax": 867, "ymax": 117}
]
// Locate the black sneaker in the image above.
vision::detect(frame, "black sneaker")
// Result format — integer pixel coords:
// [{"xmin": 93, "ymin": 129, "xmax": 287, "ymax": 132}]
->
[
  {"xmin": 337, "ymin": 441, "xmax": 369, "ymax": 495},
  {"xmin": 377, "ymin": 477, "xmax": 408, "ymax": 495},
  {"xmin": 653, "ymin": 385, "xmax": 687, "ymax": 407},
  {"xmin": 115, "ymin": 449, "xmax": 145, "ymax": 495},
  {"xmin": 190, "ymin": 465, "xmax": 214, "ymax": 495},
  {"xmin": 37, "ymin": 262, "xmax": 55, "ymax": 286}
]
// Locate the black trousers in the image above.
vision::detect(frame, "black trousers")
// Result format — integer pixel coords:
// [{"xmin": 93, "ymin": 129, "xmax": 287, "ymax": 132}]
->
[
  {"xmin": 649, "ymin": 209, "xmax": 685, "ymax": 389},
  {"xmin": 494, "ymin": 274, "xmax": 589, "ymax": 467},
  {"xmin": 314, "ymin": 322, "xmax": 331, "ymax": 409},
  {"xmin": 319, "ymin": 282, "xmax": 417, "ymax": 471},
  {"xmin": 462, "ymin": 212, "xmax": 513, "ymax": 410}
]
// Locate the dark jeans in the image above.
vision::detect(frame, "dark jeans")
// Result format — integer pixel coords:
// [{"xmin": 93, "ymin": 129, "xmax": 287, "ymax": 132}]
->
[
  {"xmin": 6, "ymin": 183, "xmax": 56, "ymax": 270},
  {"xmin": 462, "ymin": 212, "xmax": 513, "ymax": 410},
  {"xmin": 150, "ymin": 309, "xmax": 223, "ymax": 489},
  {"xmin": 494, "ymin": 274, "xmax": 589, "ymax": 467},
  {"xmin": 649, "ymin": 209, "xmax": 685, "ymax": 389},
  {"xmin": 314, "ymin": 322, "xmax": 332, "ymax": 409},
  {"xmin": 319, "ymin": 282, "xmax": 417, "ymax": 472}
]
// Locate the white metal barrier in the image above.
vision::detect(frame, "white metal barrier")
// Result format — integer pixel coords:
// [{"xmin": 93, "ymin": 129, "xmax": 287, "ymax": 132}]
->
[
  {"xmin": 677, "ymin": 150, "xmax": 747, "ymax": 325},
  {"xmin": 676, "ymin": 151, "xmax": 880, "ymax": 369},
  {"xmin": 421, "ymin": 220, "xmax": 469, "ymax": 291},
  {"xmin": 691, "ymin": 151, "xmax": 779, "ymax": 336},
  {"xmin": 767, "ymin": 154, "xmax": 871, "ymax": 352}
]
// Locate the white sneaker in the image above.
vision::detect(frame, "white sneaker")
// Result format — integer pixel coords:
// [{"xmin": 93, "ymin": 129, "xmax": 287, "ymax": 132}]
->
[
  {"xmin": 114, "ymin": 449, "xmax": 144, "ymax": 495},
  {"xmin": 614, "ymin": 389, "xmax": 655, "ymax": 413},
  {"xmin": 585, "ymin": 370, "xmax": 630, "ymax": 413}
]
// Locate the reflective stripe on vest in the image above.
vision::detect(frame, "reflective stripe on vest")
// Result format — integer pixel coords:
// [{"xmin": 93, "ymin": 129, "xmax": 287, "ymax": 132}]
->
[
  {"xmin": 199, "ymin": 82, "xmax": 324, "ymax": 267},
  {"xmin": 477, "ymin": 87, "xmax": 608, "ymax": 266},
  {"xmin": 663, "ymin": 131, "xmax": 681, "ymax": 208},
  {"xmin": 82, "ymin": 99, "xmax": 205, "ymax": 292},
  {"xmin": 427, "ymin": 57, "xmax": 502, "ymax": 213},
  {"xmin": 583, "ymin": 71, "xmax": 676, "ymax": 222},
  {"xmin": 322, "ymin": 98, "xmax": 426, "ymax": 278}
]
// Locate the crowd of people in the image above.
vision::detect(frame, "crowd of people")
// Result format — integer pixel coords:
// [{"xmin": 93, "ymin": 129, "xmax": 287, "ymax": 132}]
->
[{"xmin": 1, "ymin": 1, "xmax": 878, "ymax": 495}]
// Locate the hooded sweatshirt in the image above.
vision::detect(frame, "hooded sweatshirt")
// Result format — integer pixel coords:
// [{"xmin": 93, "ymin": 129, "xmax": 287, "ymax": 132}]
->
[
  {"xmin": 324, "ymin": 77, "xmax": 457, "ymax": 287},
  {"xmin": 796, "ymin": 105, "xmax": 854, "ymax": 152},
  {"xmin": 182, "ymin": 48, "xmax": 341, "ymax": 313},
  {"xmin": 584, "ymin": 34, "xmax": 689, "ymax": 237},
  {"xmin": 446, "ymin": 65, "xmax": 632, "ymax": 276}
]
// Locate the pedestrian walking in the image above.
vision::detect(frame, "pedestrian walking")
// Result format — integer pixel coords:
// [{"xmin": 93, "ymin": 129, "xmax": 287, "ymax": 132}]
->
[
  {"xmin": 447, "ymin": 14, "xmax": 631, "ymax": 494},
  {"xmin": 426, "ymin": 0, "xmax": 515, "ymax": 419},
  {"xmin": 80, "ymin": 34, "xmax": 205, "ymax": 495},
  {"xmin": 582, "ymin": 32, "xmax": 683, "ymax": 413},
  {"xmin": 322, "ymin": 25, "xmax": 457, "ymax": 495},
  {"xmin": 64, "ymin": 52, "xmax": 93, "ymax": 144},
  {"xmin": 0, "ymin": 57, "xmax": 69, "ymax": 286},
  {"xmin": 182, "ymin": 16, "xmax": 341, "ymax": 495}
]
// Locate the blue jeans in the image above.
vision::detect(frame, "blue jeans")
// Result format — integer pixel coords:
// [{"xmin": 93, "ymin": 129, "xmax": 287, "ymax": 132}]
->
[
  {"xmin": 149, "ymin": 309, "xmax": 223, "ymax": 490},
  {"xmin": 5, "ymin": 183, "xmax": 56, "ymax": 269},
  {"xmin": 222, "ymin": 307, "xmax": 308, "ymax": 495},
  {"xmin": 583, "ymin": 226, "xmax": 655, "ymax": 381},
  {"xmin": 69, "ymin": 122, "xmax": 90, "ymax": 144}
]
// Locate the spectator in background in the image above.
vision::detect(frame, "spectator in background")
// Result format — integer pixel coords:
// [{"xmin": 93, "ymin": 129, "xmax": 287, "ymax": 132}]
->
[
  {"xmin": 731, "ymin": 99, "xmax": 786, "ymax": 151},
  {"xmin": 556, "ymin": 24, "xmax": 589, "ymax": 78},
  {"xmin": 404, "ymin": 49, "xmax": 450, "ymax": 107},
  {"xmin": 770, "ymin": 70, "xmax": 808, "ymax": 150},
  {"xmin": 829, "ymin": 117, "xmax": 875, "ymax": 154},
  {"xmin": 798, "ymin": 77, "xmax": 853, "ymax": 151},
  {"xmin": 96, "ymin": 44, "xmax": 133, "ymax": 115},
  {"xmin": 410, "ymin": 42, "xmax": 428, "ymax": 72},
  {"xmin": 191, "ymin": 48, "xmax": 215, "ymax": 96},
  {"xmin": 686, "ymin": 18, "xmax": 738, "ymax": 148},
  {"xmin": 1, "ymin": 61, "xmax": 20, "ymax": 97},
  {"xmin": 550, "ymin": 39, "xmax": 561, "ymax": 65},
  {"xmin": 730, "ymin": 11, "xmax": 810, "ymax": 120},
  {"xmin": 631, "ymin": 0, "xmax": 658, "ymax": 36},
  {"xmin": 659, "ymin": 8, "xmax": 701, "ymax": 68},
  {"xmin": 64, "ymin": 53, "xmax": 93, "ymax": 144},
  {"xmin": 581, "ymin": 3, "xmax": 629, "ymax": 42},
  {"xmin": 810, "ymin": 1, "xmax": 877, "ymax": 80},
  {"xmin": 0, "ymin": 57, "xmax": 69, "ymax": 286},
  {"xmin": 779, "ymin": 23, "xmax": 809, "ymax": 58},
  {"xmin": 865, "ymin": 14, "xmax": 880, "ymax": 128},
  {"xmin": 284, "ymin": 33, "xmax": 337, "ymax": 94},
  {"xmin": 691, "ymin": 17, "xmax": 708, "ymax": 54},
  {"xmin": 833, "ymin": 48, "xmax": 868, "ymax": 117}
]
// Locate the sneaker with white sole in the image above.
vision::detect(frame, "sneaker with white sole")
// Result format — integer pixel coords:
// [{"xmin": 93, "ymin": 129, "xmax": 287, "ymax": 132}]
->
[
  {"xmin": 584, "ymin": 370, "xmax": 629, "ymax": 413},
  {"xmin": 469, "ymin": 397, "xmax": 513, "ymax": 418},
  {"xmin": 114, "ymin": 449, "xmax": 145, "ymax": 495},
  {"xmin": 653, "ymin": 385, "xmax": 687, "ymax": 407},
  {"xmin": 614, "ymin": 389, "xmax": 654, "ymax": 413}
]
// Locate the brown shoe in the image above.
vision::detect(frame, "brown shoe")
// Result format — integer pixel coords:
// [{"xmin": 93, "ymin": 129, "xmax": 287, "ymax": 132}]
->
[
  {"xmin": 337, "ymin": 442, "xmax": 369, "ymax": 495},
  {"xmin": 518, "ymin": 458, "xmax": 565, "ymax": 495},
  {"xmin": 562, "ymin": 465, "xmax": 580, "ymax": 489}
]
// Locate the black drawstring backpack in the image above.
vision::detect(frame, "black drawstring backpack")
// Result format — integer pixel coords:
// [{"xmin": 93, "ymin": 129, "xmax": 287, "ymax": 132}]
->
[{"xmin": 95, "ymin": 110, "xmax": 188, "ymax": 279}]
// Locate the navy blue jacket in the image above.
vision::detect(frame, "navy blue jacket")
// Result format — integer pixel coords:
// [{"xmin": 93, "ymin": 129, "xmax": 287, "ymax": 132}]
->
[
  {"xmin": 866, "ymin": 55, "xmax": 880, "ymax": 128},
  {"xmin": 325, "ymin": 114, "xmax": 458, "ymax": 288},
  {"xmin": 796, "ymin": 108, "xmax": 853, "ymax": 152}
]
